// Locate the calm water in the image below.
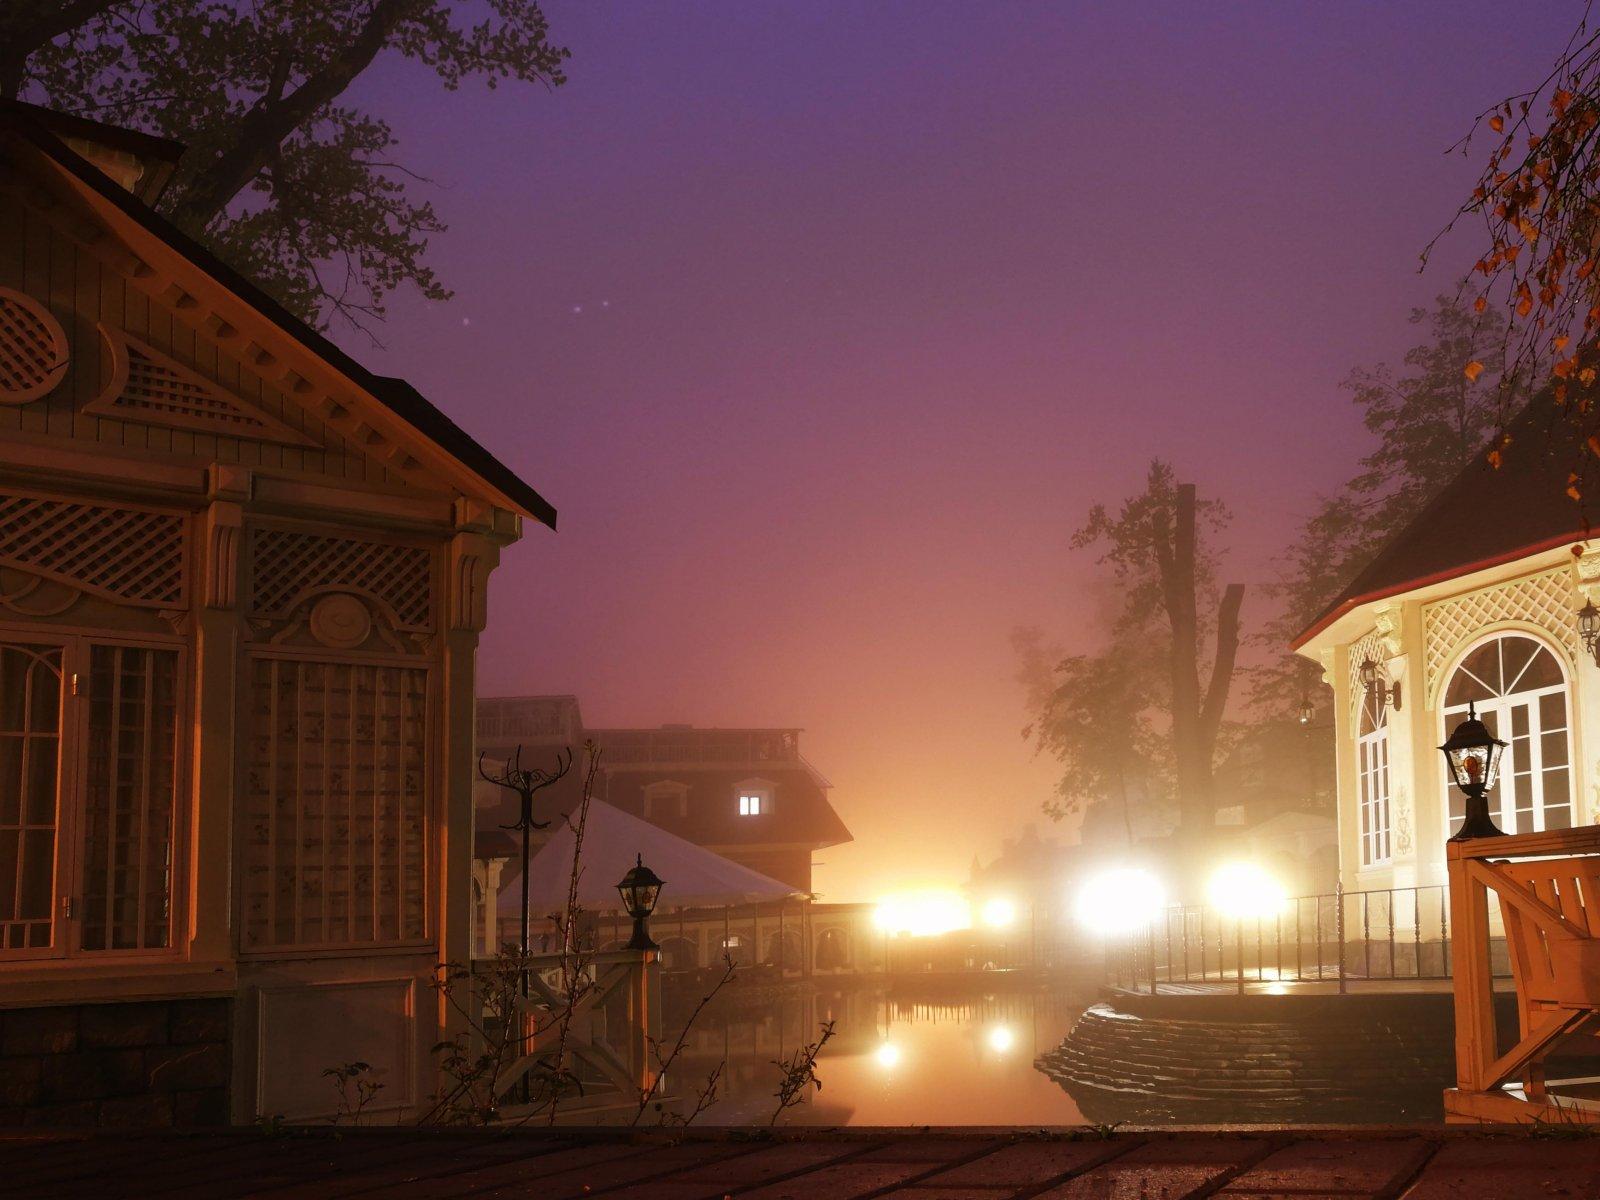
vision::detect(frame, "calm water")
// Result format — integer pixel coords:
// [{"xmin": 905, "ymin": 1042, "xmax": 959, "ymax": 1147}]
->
[{"xmin": 657, "ymin": 981, "xmax": 1093, "ymax": 1126}]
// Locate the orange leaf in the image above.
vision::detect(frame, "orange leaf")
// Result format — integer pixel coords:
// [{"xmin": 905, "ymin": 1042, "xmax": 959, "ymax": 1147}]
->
[
  {"xmin": 1490, "ymin": 115, "xmax": 1505, "ymax": 132},
  {"xmin": 1464, "ymin": 360, "xmax": 1485, "ymax": 382}
]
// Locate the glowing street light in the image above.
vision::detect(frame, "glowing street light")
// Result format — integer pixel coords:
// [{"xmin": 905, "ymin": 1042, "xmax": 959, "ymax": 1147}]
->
[
  {"xmin": 1072, "ymin": 867, "xmax": 1166, "ymax": 937},
  {"xmin": 1206, "ymin": 862, "xmax": 1286, "ymax": 920},
  {"xmin": 872, "ymin": 891, "xmax": 971, "ymax": 937},
  {"xmin": 1440, "ymin": 702, "xmax": 1507, "ymax": 841},
  {"xmin": 980, "ymin": 897, "xmax": 1017, "ymax": 929}
]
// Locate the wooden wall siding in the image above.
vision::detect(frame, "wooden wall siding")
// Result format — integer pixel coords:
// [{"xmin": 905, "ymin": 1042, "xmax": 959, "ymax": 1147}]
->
[
  {"xmin": 0, "ymin": 489, "xmax": 186, "ymax": 609},
  {"xmin": 242, "ymin": 658, "xmax": 429, "ymax": 951},
  {"xmin": 0, "ymin": 193, "xmax": 406, "ymax": 490},
  {"xmin": 249, "ymin": 527, "xmax": 434, "ymax": 631}
]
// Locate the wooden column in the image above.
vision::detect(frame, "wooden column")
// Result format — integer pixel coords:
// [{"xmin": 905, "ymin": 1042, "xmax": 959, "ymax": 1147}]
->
[
  {"xmin": 189, "ymin": 466, "xmax": 247, "ymax": 965},
  {"xmin": 1446, "ymin": 838, "xmax": 1496, "ymax": 1115},
  {"xmin": 437, "ymin": 503, "xmax": 512, "ymax": 1091}
]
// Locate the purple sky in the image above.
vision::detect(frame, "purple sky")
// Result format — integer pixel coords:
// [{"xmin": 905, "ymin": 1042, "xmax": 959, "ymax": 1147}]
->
[{"xmin": 351, "ymin": 2, "xmax": 1571, "ymax": 900}]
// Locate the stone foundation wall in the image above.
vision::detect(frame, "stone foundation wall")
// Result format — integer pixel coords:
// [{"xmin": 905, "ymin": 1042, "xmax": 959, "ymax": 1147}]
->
[{"xmin": 0, "ymin": 998, "xmax": 230, "ymax": 1127}]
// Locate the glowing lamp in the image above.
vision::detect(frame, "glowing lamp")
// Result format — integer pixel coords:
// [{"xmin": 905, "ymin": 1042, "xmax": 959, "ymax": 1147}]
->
[
  {"xmin": 981, "ymin": 898, "xmax": 1017, "ymax": 929},
  {"xmin": 1440, "ymin": 703, "xmax": 1507, "ymax": 841},
  {"xmin": 616, "ymin": 854, "xmax": 665, "ymax": 950},
  {"xmin": 1206, "ymin": 862, "xmax": 1287, "ymax": 920},
  {"xmin": 1072, "ymin": 867, "xmax": 1166, "ymax": 937}
]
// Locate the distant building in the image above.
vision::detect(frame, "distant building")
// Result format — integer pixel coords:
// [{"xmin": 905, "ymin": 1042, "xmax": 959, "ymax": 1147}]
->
[
  {"xmin": 0, "ymin": 103, "xmax": 552, "ymax": 1125},
  {"xmin": 1295, "ymin": 403, "xmax": 1599, "ymax": 892},
  {"xmin": 1211, "ymin": 719, "xmax": 1338, "ymax": 895},
  {"xmin": 475, "ymin": 696, "xmax": 851, "ymax": 893}
]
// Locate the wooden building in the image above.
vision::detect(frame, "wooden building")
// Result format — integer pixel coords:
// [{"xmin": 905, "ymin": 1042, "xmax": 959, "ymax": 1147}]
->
[
  {"xmin": 0, "ymin": 103, "xmax": 554, "ymax": 1124},
  {"xmin": 1294, "ymin": 403, "xmax": 1600, "ymax": 894}
]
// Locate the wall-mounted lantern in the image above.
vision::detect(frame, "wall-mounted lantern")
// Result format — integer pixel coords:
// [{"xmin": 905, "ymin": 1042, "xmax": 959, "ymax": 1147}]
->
[
  {"xmin": 1578, "ymin": 599, "xmax": 1600, "ymax": 666},
  {"xmin": 1358, "ymin": 656, "xmax": 1402, "ymax": 717},
  {"xmin": 1440, "ymin": 702, "xmax": 1507, "ymax": 841}
]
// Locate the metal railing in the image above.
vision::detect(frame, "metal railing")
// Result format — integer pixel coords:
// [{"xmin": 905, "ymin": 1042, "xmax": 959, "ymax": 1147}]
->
[{"xmin": 1106, "ymin": 883, "xmax": 1511, "ymax": 994}]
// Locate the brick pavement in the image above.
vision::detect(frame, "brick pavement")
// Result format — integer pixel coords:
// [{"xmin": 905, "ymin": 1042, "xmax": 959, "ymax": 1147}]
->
[{"xmin": 0, "ymin": 1126, "xmax": 1595, "ymax": 1199}]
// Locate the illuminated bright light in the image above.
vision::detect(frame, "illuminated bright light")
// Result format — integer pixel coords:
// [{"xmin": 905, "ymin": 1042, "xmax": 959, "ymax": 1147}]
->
[
  {"xmin": 986, "ymin": 1025, "xmax": 1016, "ymax": 1053},
  {"xmin": 872, "ymin": 890, "xmax": 971, "ymax": 937},
  {"xmin": 874, "ymin": 1042, "xmax": 902, "ymax": 1069},
  {"xmin": 1206, "ymin": 862, "xmax": 1288, "ymax": 920},
  {"xmin": 981, "ymin": 897, "xmax": 1017, "ymax": 928},
  {"xmin": 1073, "ymin": 867, "xmax": 1166, "ymax": 937}
]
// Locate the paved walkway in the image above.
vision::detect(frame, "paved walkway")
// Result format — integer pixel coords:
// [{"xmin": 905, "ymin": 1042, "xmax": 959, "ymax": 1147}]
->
[{"xmin": 1, "ymin": 1127, "xmax": 1596, "ymax": 1199}]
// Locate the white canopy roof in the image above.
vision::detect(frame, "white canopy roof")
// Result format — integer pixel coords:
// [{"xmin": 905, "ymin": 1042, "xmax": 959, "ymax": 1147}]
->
[{"xmin": 496, "ymin": 799, "xmax": 800, "ymax": 917}]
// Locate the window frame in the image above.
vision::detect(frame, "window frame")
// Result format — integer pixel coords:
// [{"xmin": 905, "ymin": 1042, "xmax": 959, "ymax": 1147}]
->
[
  {"xmin": 0, "ymin": 622, "xmax": 190, "ymax": 964},
  {"xmin": 1356, "ymin": 687, "xmax": 1391, "ymax": 868},
  {"xmin": 735, "ymin": 779, "xmax": 774, "ymax": 818},
  {"xmin": 642, "ymin": 780, "xmax": 689, "ymax": 821},
  {"xmin": 1439, "ymin": 629, "xmax": 1575, "ymax": 840}
]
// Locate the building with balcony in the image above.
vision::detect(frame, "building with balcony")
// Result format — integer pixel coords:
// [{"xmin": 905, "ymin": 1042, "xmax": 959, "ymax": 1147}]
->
[{"xmin": 475, "ymin": 696, "xmax": 851, "ymax": 894}]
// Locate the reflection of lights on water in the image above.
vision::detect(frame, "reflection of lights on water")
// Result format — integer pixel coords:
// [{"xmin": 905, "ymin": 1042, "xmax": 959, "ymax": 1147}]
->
[
  {"xmin": 872, "ymin": 891, "xmax": 971, "ymax": 937},
  {"xmin": 1265, "ymin": 983, "xmax": 1288, "ymax": 996},
  {"xmin": 981, "ymin": 897, "xmax": 1017, "ymax": 928},
  {"xmin": 874, "ymin": 1042, "xmax": 903, "ymax": 1069},
  {"xmin": 985, "ymin": 1025, "xmax": 1016, "ymax": 1054},
  {"xmin": 1073, "ymin": 867, "xmax": 1167, "ymax": 936}
]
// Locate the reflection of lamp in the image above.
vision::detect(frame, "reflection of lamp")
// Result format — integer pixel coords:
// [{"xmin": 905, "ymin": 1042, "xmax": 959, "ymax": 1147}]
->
[
  {"xmin": 1441, "ymin": 703, "xmax": 1507, "ymax": 841},
  {"xmin": 616, "ymin": 854, "xmax": 665, "ymax": 950},
  {"xmin": 986, "ymin": 1025, "xmax": 1016, "ymax": 1054},
  {"xmin": 874, "ymin": 1042, "xmax": 902, "ymax": 1069}
]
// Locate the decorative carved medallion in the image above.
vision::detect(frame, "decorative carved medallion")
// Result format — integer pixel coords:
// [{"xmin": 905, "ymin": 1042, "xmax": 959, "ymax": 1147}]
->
[
  {"xmin": 0, "ymin": 287, "xmax": 69, "ymax": 406},
  {"xmin": 308, "ymin": 593, "xmax": 373, "ymax": 649}
]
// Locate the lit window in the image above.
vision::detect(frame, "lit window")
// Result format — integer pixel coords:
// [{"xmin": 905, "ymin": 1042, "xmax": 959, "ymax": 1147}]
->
[{"xmin": 739, "ymin": 793, "xmax": 763, "ymax": 816}]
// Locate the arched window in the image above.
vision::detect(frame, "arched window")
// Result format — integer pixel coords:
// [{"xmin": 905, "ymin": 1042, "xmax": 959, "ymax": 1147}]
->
[
  {"xmin": 1441, "ymin": 632, "xmax": 1573, "ymax": 836},
  {"xmin": 1357, "ymin": 683, "xmax": 1390, "ymax": 867}
]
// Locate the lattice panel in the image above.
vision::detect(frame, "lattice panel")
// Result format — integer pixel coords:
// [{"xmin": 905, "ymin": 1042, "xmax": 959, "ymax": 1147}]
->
[
  {"xmin": 1423, "ymin": 569, "xmax": 1580, "ymax": 695},
  {"xmin": 241, "ymin": 658, "xmax": 429, "ymax": 949},
  {"xmin": 1347, "ymin": 629, "xmax": 1384, "ymax": 723},
  {"xmin": 250, "ymin": 528, "xmax": 433, "ymax": 630},
  {"xmin": 0, "ymin": 492, "xmax": 186, "ymax": 609},
  {"xmin": 88, "ymin": 326, "xmax": 316, "ymax": 447},
  {"xmin": 0, "ymin": 287, "xmax": 68, "ymax": 406}
]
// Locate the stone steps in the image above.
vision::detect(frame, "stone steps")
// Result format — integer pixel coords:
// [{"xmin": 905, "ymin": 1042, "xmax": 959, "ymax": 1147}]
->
[{"xmin": 1035, "ymin": 998, "xmax": 1454, "ymax": 1123}]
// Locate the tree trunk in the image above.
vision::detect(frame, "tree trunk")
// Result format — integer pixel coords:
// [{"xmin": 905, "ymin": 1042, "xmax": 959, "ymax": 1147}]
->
[
  {"xmin": 1154, "ymin": 482, "xmax": 1245, "ymax": 848},
  {"xmin": 0, "ymin": 0, "xmax": 125, "ymax": 100},
  {"xmin": 165, "ymin": 0, "xmax": 416, "ymax": 227}
]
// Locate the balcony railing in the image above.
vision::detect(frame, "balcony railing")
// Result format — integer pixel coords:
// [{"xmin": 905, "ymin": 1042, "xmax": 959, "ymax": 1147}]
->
[{"xmin": 1105, "ymin": 883, "xmax": 1512, "ymax": 994}]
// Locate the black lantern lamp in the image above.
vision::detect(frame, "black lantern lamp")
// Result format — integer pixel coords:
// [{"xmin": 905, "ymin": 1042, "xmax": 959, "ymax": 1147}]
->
[
  {"xmin": 1298, "ymin": 697, "xmax": 1315, "ymax": 727},
  {"xmin": 616, "ymin": 854, "xmax": 665, "ymax": 951},
  {"xmin": 1358, "ymin": 656, "xmax": 1402, "ymax": 716},
  {"xmin": 1440, "ymin": 702, "xmax": 1508, "ymax": 841},
  {"xmin": 1579, "ymin": 599, "xmax": 1600, "ymax": 666}
]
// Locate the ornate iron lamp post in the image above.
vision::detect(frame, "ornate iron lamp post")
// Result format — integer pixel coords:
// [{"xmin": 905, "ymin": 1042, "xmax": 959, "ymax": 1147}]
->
[
  {"xmin": 617, "ymin": 855, "xmax": 665, "ymax": 951},
  {"xmin": 1440, "ymin": 702, "xmax": 1508, "ymax": 841}
]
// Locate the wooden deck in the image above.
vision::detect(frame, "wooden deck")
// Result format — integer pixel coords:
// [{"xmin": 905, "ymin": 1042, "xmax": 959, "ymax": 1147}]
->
[{"xmin": 1, "ymin": 1126, "xmax": 1596, "ymax": 1199}]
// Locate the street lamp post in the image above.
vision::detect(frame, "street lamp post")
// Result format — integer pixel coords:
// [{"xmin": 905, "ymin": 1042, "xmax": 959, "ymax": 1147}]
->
[
  {"xmin": 1440, "ymin": 702, "xmax": 1508, "ymax": 841},
  {"xmin": 616, "ymin": 855, "xmax": 666, "ymax": 951}
]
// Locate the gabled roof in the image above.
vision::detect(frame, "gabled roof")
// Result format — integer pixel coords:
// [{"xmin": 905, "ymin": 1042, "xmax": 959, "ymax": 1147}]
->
[
  {"xmin": 1293, "ymin": 399, "xmax": 1588, "ymax": 648},
  {"xmin": 0, "ymin": 101, "xmax": 556, "ymax": 528}
]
